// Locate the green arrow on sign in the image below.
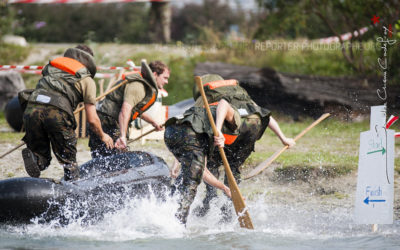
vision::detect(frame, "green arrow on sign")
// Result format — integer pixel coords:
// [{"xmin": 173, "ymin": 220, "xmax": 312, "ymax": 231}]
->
[{"xmin": 367, "ymin": 147, "xmax": 386, "ymax": 155}]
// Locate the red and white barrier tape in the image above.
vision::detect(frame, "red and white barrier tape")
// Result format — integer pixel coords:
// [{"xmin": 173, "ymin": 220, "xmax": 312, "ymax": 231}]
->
[
  {"xmin": 97, "ymin": 66, "xmax": 140, "ymax": 71},
  {"xmin": 0, "ymin": 65, "xmax": 44, "ymax": 70},
  {"xmin": 318, "ymin": 27, "xmax": 369, "ymax": 44},
  {"xmin": 9, "ymin": 0, "xmax": 167, "ymax": 4},
  {"xmin": 386, "ymin": 115, "xmax": 399, "ymax": 129},
  {"xmin": 0, "ymin": 64, "xmax": 140, "ymax": 71},
  {"xmin": 0, "ymin": 68, "xmax": 114, "ymax": 78},
  {"xmin": 385, "ymin": 115, "xmax": 400, "ymax": 138}
]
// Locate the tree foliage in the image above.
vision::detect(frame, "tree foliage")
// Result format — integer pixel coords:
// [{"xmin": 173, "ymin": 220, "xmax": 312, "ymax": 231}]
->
[
  {"xmin": 13, "ymin": 3, "xmax": 149, "ymax": 43},
  {"xmin": 255, "ymin": 0, "xmax": 400, "ymax": 77},
  {"xmin": 170, "ymin": 0, "xmax": 247, "ymax": 44},
  {"xmin": 0, "ymin": 3, "xmax": 15, "ymax": 39}
]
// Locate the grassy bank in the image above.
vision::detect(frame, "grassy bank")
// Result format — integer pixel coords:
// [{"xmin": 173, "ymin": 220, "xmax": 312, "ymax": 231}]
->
[
  {"xmin": 1, "ymin": 111, "xmax": 399, "ymax": 177},
  {"xmin": 244, "ymin": 116, "xmax": 400, "ymax": 178}
]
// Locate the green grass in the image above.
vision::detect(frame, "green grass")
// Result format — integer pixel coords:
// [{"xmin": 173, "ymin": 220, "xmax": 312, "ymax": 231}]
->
[
  {"xmin": 0, "ymin": 43, "xmax": 31, "ymax": 65},
  {"xmin": 242, "ymin": 117, "xmax": 371, "ymax": 179}
]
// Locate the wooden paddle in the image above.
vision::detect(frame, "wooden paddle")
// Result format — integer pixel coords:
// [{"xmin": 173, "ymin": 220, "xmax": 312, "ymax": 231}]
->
[
  {"xmin": 244, "ymin": 113, "xmax": 331, "ymax": 180},
  {"xmin": 0, "ymin": 79, "xmax": 129, "ymax": 159},
  {"xmin": 126, "ymin": 123, "xmax": 165, "ymax": 145},
  {"xmin": 195, "ymin": 76, "xmax": 254, "ymax": 229}
]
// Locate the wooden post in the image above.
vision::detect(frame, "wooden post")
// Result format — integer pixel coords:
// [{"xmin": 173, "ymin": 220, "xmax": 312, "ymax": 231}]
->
[
  {"xmin": 149, "ymin": 2, "xmax": 171, "ymax": 43},
  {"xmin": 75, "ymin": 103, "xmax": 83, "ymax": 137},
  {"xmin": 81, "ymin": 107, "xmax": 86, "ymax": 138},
  {"xmin": 99, "ymin": 79, "xmax": 104, "ymax": 100}
]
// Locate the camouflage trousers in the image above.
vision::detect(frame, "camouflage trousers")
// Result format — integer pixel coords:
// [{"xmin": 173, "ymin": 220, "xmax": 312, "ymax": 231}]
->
[
  {"xmin": 164, "ymin": 123, "xmax": 209, "ymax": 224},
  {"xmin": 88, "ymin": 112, "xmax": 121, "ymax": 158},
  {"xmin": 22, "ymin": 103, "xmax": 77, "ymax": 171},
  {"xmin": 202, "ymin": 115, "xmax": 263, "ymax": 210}
]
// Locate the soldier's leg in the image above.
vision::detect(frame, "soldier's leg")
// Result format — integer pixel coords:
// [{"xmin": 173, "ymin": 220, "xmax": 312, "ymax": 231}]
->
[
  {"xmin": 22, "ymin": 104, "xmax": 52, "ymax": 177},
  {"xmin": 44, "ymin": 108, "xmax": 79, "ymax": 181},
  {"xmin": 175, "ymin": 148, "xmax": 206, "ymax": 225},
  {"xmin": 164, "ymin": 124, "xmax": 207, "ymax": 225}
]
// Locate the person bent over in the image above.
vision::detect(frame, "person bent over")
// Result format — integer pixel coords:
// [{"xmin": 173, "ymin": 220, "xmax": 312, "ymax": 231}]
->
[
  {"xmin": 173, "ymin": 74, "xmax": 295, "ymax": 217},
  {"xmin": 89, "ymin": 60, "xmax": 169, "ymax": 158},
  {"xmin": 21, "ymin": 45, "xmax": 114, "ymax": 181},
  {"xmin": 164, "ymin": 92, "xmax": 240, "ymax": 224}
]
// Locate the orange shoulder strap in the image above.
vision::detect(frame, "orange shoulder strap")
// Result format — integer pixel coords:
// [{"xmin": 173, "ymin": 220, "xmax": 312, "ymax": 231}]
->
[
  {"xmin": 122, "ymin": 70, "xmax": 142, "ymax": 80},
  {"xmin": 204, "ymin": 79, "xmax": 237, "ymax": 89},
  {"xmin": 131, "ymin": 93, "xmax": 157, "ymax": 120},
  {"xmin": 50, "ymin": 57, "xmax": 85, "ymax": 76}
]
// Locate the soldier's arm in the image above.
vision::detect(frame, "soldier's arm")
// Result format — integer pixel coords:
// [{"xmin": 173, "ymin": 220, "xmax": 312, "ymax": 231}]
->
[
  {"xmin": 141, "ymin": 113, "xmax": 163, "ymax": 131},
  {"xmin": 214, "ymin": 99, "xmax": 236, "ymax": 147},
  {"xmin": 115, "ymin": 101, "xmax": 133, "ymax": 149},
  {"xmin": 203, "ymin": 167, "xmax": 231, "ymax": 198},
  {"xmin": 115, "ymin": 82, "xmax": 145, "ymax": 149},
  {"xmin": 268, "ymin": 116, "xmax": 295, "ymax": 148},
  {"xmin": 80, "ymin": 77, "xmax": 114, "ymax": 149},
  {"xmin": 85, "ymin": 104, "xmax": 114, "ymax": 149}
]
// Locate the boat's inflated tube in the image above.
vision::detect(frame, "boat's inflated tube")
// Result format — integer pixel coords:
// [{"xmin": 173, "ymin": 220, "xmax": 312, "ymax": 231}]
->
[{"xmin": 0, "ymin": 151, "xmax": 171, "ymax": 224}]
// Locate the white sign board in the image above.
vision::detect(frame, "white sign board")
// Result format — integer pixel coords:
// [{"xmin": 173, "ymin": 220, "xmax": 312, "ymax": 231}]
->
[
  {"xmin": 370, "ymin": 105, "xmax": 387, "ymax": 131},
  {"xmin": 355, "ymin": 106, "xmax": 394, "ymax": 224}
]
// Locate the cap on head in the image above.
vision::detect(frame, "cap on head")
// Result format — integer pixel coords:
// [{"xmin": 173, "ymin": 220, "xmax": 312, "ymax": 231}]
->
[{"xmin": 192, "ymin": 74, "xmax": 224, "ymax": 100}]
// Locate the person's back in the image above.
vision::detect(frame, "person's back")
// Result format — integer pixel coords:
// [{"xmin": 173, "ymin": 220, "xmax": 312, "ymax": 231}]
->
[
  {"xmin": 188, "ymin": 74, "xmax": 294, "ymax": 218},
  {"xmin": 21, "ymin": 45, "xmax": 114, "ymax": 181}
]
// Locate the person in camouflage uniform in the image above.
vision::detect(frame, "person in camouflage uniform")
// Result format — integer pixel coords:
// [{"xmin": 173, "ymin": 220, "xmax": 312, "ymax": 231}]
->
[
  {"xmin": 171, "ymin": 74, "xmax": 295, "ymax": 219},
  {"xmin": 21, "ymin": 45, "xmax": 114, "ymax": 181},
  {"xmin": 165, "ymin": 77, "xmax": 241, "ymax": 224},
  {"xmin": 89, "ymin": 60, "xmax": 169, "ymax": 158}
]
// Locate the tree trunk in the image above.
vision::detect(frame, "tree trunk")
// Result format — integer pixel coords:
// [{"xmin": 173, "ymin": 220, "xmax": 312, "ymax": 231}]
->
[{"xmin": 149, "ymin": 2, "xmax": 171, "ymax": 43}]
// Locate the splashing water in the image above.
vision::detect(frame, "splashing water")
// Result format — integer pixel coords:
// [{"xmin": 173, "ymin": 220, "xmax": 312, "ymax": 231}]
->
[{"xmin": 0, "ymin": 182, "xmax": 399, "ymax": 249}]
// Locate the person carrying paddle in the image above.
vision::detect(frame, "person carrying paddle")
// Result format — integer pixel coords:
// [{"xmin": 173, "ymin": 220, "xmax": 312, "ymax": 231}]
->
[
  {"xmin": 88, "ymin": 60, "xmax": 169, "ymax": 158},
  {"xmin": 173, "ymin": 74, "xmax": 295, "ymax": 218},
  {"xmin": 164, "ymin": 75, "xmax": 243, "ymax": 224},
  {"xmin": 20, "ymin": 45, "xmax": 114, "ymax": 181}
]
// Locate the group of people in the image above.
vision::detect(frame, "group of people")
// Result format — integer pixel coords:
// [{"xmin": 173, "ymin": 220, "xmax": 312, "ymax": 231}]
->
[{"xmin": 20, "ymin": 45, "xmax": 295, "ymax": 225}]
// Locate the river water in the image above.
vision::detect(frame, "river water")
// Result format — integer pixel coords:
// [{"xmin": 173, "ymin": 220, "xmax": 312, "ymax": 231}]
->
[
  {"xmin": 0, "ymin": 136, "xmax": 399, "ymax": 249},
  {"xmin": 0, "ymin": 183, "xmax": 399, "ymax": 250}
]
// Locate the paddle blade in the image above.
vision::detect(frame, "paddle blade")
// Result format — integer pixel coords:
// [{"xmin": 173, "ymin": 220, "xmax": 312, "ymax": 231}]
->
[{"xmin": 229, "ymin": 183, "xmax": 254, "ymax": 229}]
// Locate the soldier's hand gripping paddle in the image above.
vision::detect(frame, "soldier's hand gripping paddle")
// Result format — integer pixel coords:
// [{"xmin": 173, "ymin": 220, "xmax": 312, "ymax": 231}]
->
[
  {"xmin": 126, "ymin": 123, "xmax": 165, "ymax": 145},
  {"xmin": 195, "ymin": 76, "xmax": 254, "ymax": 229},
  {"xmin": 244, "ymin": 113, "xmax": 331, "ymax": 180}
]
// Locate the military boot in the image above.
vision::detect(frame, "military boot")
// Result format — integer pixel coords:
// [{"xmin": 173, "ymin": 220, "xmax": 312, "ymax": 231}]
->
[
  {"xmin": 22, "ymin": 148, "xmax": 40, "ymax": 178},
  {"xmin": 63, "ymin": 163, "xmax": 80, "ymax": 181}
]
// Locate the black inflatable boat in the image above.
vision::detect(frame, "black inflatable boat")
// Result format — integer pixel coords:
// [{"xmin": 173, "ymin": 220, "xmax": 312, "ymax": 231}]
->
[{"xmin": 0, "ymin": 151, "xmax": 171, "ymax": 224}]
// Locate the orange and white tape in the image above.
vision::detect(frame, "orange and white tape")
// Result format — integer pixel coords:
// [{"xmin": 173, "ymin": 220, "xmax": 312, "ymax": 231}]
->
[
  {"xmin": 0, "ymin": 68, "xmax": 115, "ymax": 78},
  {"xmin": 0, "ymin": 64, "xmax": 139, "ymax": 71}
]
